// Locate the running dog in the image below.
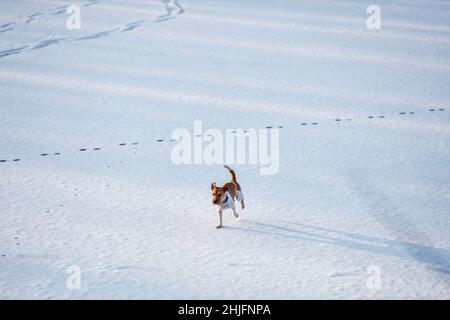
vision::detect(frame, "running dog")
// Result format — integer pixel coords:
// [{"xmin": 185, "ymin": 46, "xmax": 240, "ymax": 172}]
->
[{"xmin": 211, "ymin": 166, "xmax": 245, "ymax": 228}]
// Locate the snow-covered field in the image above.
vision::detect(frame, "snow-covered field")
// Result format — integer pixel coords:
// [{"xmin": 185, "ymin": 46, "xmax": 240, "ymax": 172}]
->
[{"xmin": 1, "ymin": 0, "xmax": 450, "ymax": 299}]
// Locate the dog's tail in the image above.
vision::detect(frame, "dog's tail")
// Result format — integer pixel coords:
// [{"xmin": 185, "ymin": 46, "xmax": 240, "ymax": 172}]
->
[{"xmin": 224, "ymin": 165, "xmax": 237, "ymax": 182}]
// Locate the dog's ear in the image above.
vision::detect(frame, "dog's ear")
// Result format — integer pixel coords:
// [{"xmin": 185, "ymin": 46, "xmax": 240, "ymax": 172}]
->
[{"xmin": 211, "ymin": 182, "xmax": 216, "ymax": 190}]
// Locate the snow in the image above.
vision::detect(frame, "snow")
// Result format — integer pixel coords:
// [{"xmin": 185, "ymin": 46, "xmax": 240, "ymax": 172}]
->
[{"xmin": 1, "ymin": 0, "xmax": 450, "ymax": 299}]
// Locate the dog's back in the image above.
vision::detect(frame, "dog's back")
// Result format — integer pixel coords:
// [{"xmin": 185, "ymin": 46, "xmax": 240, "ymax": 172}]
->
[
  {"xmin": 224, "ymin": 166, "xmax": 244, "ymax": 207},
  {"xmin": 224, "ymin": 165, "xmax": 241, "ymax": 191}
]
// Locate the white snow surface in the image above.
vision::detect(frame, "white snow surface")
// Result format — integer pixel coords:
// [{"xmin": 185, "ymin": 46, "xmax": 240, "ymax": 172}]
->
[{"xmin": 1, "ymin": 0, "xmax": 450, "ymax": 299}]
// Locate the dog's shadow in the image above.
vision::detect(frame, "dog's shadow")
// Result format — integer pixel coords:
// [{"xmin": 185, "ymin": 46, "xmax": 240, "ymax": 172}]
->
[{"xmin": 227, "ymin": 220, "xmax": 450, "ymax": 274}]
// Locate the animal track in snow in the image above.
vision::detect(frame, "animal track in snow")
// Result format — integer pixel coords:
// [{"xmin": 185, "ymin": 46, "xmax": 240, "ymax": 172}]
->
[
  {"xmin": 155, "ymin": 0, "xmax": 185, "ymax": 22},
  {"xmin": 0, "ymin": 142, "xmax": 138, "ymax": 165},
  {"xmin": 0, "ymin": 0, "xmax": 184, "ymax": 59},
  {"xmin": 0, "ymin": 46, "xmax": 30, "ymax": 58},
  {"xmin": 118, "ymin": 20, "xmax": 147, "ymax": 33},
  {"xmin": 0, "ymin": 22, "xmax": 15, "ymax": 34},
  {"xmin": 0, "ymin": 107, "xmax": 447, "ymax": 165},
  {"xmin": 25, "ymin": 12, "xmax": 43, "ymax": 24},
  {"xmin": 0, "ymin": 22, "xmax": 15, "ymax": 29},
  {"xmin": 53, "ymin": 0, "xmax": 99, "ymax": 16},
  {"xmin": 294, "ymin": 107, "xmax": 447, "ymax": 130}
]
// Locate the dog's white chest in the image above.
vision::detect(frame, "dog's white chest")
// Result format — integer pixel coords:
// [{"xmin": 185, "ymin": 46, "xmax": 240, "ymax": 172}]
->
[
  {"xmin": 217, "ymin": 191, "xmax": 244, "ymax": 211},
  {"xmin": 218, "ymin": 192, "xmax": 234, "ymax": 210}
]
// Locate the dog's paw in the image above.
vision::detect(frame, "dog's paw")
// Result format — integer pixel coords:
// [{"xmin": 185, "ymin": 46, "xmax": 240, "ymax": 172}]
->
[
  {"xmin": 234, "ymin": 214, "xmax": 240, "ymax": 220},
  {"xmin": 216, "ymin": 225, "xmax": 222, "ymax": 229}
]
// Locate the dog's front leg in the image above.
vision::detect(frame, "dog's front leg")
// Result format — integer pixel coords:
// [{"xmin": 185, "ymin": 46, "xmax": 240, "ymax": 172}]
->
[{"xmin": 216, "ymin": 208, "xmax": 223, "ymax": 228}]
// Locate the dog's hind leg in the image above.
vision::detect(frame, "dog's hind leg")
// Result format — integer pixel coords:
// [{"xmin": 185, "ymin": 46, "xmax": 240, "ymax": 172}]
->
[
  {"xmin": 237, "ymin": 191, "xmax": 245, "ymax": 210},
  {"xmin": 231, "ymin": 202, "xmax": 239, "ymax": 220}
]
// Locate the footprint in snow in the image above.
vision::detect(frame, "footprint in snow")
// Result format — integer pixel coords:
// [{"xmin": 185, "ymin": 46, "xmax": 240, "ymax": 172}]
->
[
  {"xmin": 25, "ymin": 12, "xmax": 43, "ymax": 24},
  {"xmin": 82, "ymin": 0, "xmax": 99, "ymax": 7},
  {"xmin": 0, "ymin": 22, "xmax": 15, "ymax": 29},
  {"xmin": 0, "ymin": 22, "xmax": 15, "ymax": 33},
  {"xmin": 31, "ymin": 37, "xmax": 71, "ymax": 50},
  {"xmin": 156, "ymin": 0, "xmax": 185, "ymax": 22},
  {"xmin": 119, "ymin": 20, "xmax": 147, "ymax": 33},
  {"xmin": 0, "ymin": 46, "xmax": 29, "ymax": 58},
  {"xmin": 53, "ymin": 6, "xmax": 68, "ymax": 15}
]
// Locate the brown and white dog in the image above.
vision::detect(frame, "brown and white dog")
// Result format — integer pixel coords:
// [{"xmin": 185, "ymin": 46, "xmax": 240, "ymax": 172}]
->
[{"xmin": 211, "ymin": 166, "xmax": 245, "ymax": 228}]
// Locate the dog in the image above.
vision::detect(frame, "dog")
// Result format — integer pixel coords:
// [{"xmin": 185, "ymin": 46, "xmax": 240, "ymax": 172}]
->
[{"xmin": 211, "ymin": 165, "xmax": 245, "ymax": 228}]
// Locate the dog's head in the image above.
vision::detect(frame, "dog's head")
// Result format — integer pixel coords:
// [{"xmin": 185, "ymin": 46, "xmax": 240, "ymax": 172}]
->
[{"xmin": 211, "ymin": 182, "xmax": 227, "ymax": 205}]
